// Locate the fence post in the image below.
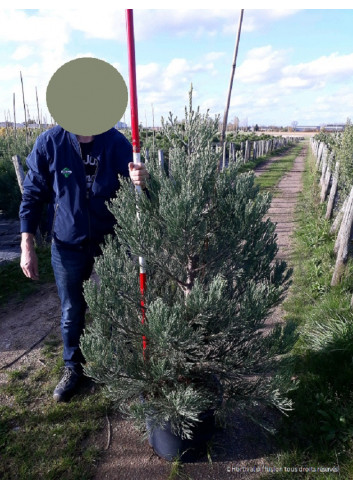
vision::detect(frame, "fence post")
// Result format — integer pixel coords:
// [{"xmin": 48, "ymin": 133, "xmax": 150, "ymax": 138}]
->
[
  {"xmin": 316, "ymin": 142, "xmax": 324, "ymax": 169},
  {"xmin": 158, "ymin": 149, "xmax": 165, "ymax": 172},
  {"xmin": 319, "ymin": 148, "xmax": 329, "ymax": 188},
  {"xmin": 331, "ymin": 185, "xmax": 353, "ymax": 286},
  {"xmin": 11, "ymin": 155, "xmax": 25, "ymax": 194},
  {"xmin": 229, "ymin": 142, "xmax": 235, "ymax": 162},
  {"xmin": 331, "ymin": 195, "xmax": 348, "ymax": 235},
  {"xmin": 320, "ymin": 151, "xmax": 333, "ymax": 203},
  {"xmin": 222, "ymin": 141, "xmax": 227, "ymax": 170},
  {"xmin": 253, "ymin": 141, "xmax": 257, "ymax": 160},
  {"xmin": 244, "ymin": 140, "xmax": 249, "ymax": 163},
  {"xmin": 325, "ymin": 161, "xmax": 340, "ymax": 220}
]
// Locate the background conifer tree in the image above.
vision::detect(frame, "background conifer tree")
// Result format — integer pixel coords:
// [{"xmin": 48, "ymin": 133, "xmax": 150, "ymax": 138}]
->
[{"xmin": 81, "ymin": 95, "xmax": 292, "ymax": 439}]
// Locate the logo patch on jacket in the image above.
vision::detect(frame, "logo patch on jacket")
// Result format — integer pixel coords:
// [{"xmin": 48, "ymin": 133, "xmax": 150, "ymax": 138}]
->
[{"xmin": 61, "ymin": 167, "xmax": 72, "ymax": 178}]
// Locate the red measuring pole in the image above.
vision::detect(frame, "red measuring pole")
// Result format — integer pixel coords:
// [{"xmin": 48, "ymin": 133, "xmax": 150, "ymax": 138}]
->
[{"xmin": 125, "ymin": 9, "xmax": 147, "ymax": 353}]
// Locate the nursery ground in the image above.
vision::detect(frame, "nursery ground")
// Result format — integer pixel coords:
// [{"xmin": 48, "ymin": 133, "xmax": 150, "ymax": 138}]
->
[{"xmin": 0, "ymin": 142, "xmax": 307, "ymax": 480}]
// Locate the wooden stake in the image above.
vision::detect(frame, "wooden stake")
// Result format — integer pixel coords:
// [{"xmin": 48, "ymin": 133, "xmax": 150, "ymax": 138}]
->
[
  {"xmin": 331, "ymin": 195, "xmax": 348, "ymax": 235},
  {"xmin": 12, "ymin": 155, "xmax": 25, "ymax": 194},
  {"xmin": 219, "ymin": 9, "xmax": 244, "ymax": 171},
  {"xmin": 325, "ymin": 161, "xmax": 339, "ymax": 220},
  {"xmin": 331, "ymin": 186, "xmax": 353, "ymax": 286},
  {"xmin": 320, "ymin": 150, "xmax": 332, "ymax": 203},
  {"xmin": 158, "ymin": 149, "xmax": 165, "ymax": 173},
  {"xmin": 13, "ymin": 93, "xmax": 17, "ymax": 139},
  {"xmin": 20, "ymin": 71, "xmax": 29, "ymax": 145},
  {"xmin": 35, "ymin": 86, "xmax": 41, "ymax": 129}
]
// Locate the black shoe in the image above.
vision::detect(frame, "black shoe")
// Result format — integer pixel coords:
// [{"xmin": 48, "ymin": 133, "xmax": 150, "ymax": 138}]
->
[{"xmin": 53, "ymin": 367, "xmax": 81, "ymax": 402}]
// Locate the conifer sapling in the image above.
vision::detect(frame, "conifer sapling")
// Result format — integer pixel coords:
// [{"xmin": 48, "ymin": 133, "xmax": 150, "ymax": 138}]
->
[{"xmin": 81, "ymin": 94, "xmax": 292, "ymax": 439}]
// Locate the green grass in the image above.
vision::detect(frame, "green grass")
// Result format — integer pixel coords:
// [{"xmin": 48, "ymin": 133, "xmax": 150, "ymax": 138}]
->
[
  {"xmin": 0, "ymin": 337, "xmax": 109, "ymax": 480},
  {"xmin": 262, "ymin": 142, "xmax": 353, "ymax": 480},
  {"xmin": 254, "ymin": 142, "xmax": 304, "ymax": 191},
  {"xmin": 167, "ymin": 457, "xmax": 191, "ymax": 480},
  {"xmin": 0, "ymin": 244, "xmax": 54, "ymax": 306}
]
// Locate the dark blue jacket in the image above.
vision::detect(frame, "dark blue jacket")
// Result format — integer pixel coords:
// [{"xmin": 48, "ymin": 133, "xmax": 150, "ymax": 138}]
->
[{"xmin": 19, "ymin": 126, "xmax": 132, "ymax": 249}]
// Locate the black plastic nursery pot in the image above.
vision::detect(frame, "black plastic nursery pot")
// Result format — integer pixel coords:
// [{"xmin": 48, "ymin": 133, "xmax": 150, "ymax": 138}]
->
[{"xmin": 146, "ymin": 409, "xmax": 216, "ymax": 462}]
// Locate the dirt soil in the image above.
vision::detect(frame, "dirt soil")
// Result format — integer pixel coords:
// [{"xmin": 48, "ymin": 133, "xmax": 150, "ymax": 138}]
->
[{"xmin": 0, "ymin": 142, "xmax": 307, "ymax": 480}]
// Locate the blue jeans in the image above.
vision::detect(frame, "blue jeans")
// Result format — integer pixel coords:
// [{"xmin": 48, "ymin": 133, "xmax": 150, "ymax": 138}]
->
[{"xmin": 51, "ymin": 241, "xmax": 95, "ymax": 375}]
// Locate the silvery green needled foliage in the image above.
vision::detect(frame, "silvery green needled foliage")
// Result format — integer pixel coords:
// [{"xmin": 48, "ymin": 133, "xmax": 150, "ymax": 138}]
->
[{"xmin": 81, "ymin": 95, "xmax": 292, "ymax": 439}]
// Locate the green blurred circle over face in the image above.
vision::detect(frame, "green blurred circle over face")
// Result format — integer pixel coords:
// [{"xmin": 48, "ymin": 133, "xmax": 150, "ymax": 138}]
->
[{"xmin": 46, "ymin": 57, "xmax": 128, "ymax": 136}]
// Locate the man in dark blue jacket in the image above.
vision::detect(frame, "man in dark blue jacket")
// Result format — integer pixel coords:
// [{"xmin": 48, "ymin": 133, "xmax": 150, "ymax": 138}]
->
[{"xmin": 19, "ymin": 125, "xmax": 148, "ymax": 401}]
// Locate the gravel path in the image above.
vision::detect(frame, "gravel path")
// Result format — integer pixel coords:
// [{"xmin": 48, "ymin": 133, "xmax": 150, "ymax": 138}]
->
[
  {"xmin": 255, "ymin": 145, "xmax": 307, "ymax": 262},
  {"xmin": 0, "ymin": 215, "xmax": 21, "ymax": 265}
]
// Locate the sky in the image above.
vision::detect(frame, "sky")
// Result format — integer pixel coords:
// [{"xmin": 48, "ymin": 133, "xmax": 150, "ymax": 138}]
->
[{"xmin": 1, "ymin": 4, "xmax": 352, "ymax": 129}]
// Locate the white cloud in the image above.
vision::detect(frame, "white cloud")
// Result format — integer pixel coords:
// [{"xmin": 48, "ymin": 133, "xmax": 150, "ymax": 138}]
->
[
  {"xmin": 12, "ymin": 45, "xmax": 34, "ymax": 60},
  {"xmin": 278, "ymin": 77, "xmax": 314, "ymax": 89},
  {"xmin": 45, "ymin": 9, "xmax": 126, "ymax": 41},
  {"xmin": 255, "ymin": 96, "xmax": 280, "ymax": 108},
  {"xmin": 127, "ymin": 55, "xmax": 223, "ymax": 125},
  {"xmin": 239, "ymin": 9, "xmax": 301, "ymax": 33},
  {"xmin": 165, "ymin": 58, "xmax": 212, "ymax": 77},
  {"xmin": 267, "ymin": 9, "xmax": 301, "ymax": 20},
  {"xmin": 234, "ymin": 46, "xmax": 353, "ymax": 100},
  {"xmin": 235, "ymin": 45, "xmax": 287, "ymax": 84},
  {"xmin": 25, "ymin": 8, "xmax": 302, "ymax": 42},
  {"xmin": 0, "ymin": 63, "xmax": 24, "ymax": 82},
  {"xmin": 137, "ymin": 63, "xmax": 160, "ymax": 91},
  {"xmin": 0, "ymin": 10, "xmax": 71, "ymax": 84},
  {"xmin": 199, "ymin": 96, "xmax": 222, "ymax": 114},
  {"xmin": 283, "ymin": 52, "xmax": 353, "ymax": 82},
  {"xmin": 204, "ymin": 52, "xmax": 225, "ymax": 62},
  {"xmin": 0, "ymin": 10, "xmax": 70, "ymax": 45},
  {"xmin": 161, "ymin": 58, "xmax": 213, "ymax": 91},
  {"xmin": 23, "ymin": 9, "xmax": 234, "ymax": 43},
  {"xmin": 311, "ymin": 90, "xmax": 353, "ymax": 122}
]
